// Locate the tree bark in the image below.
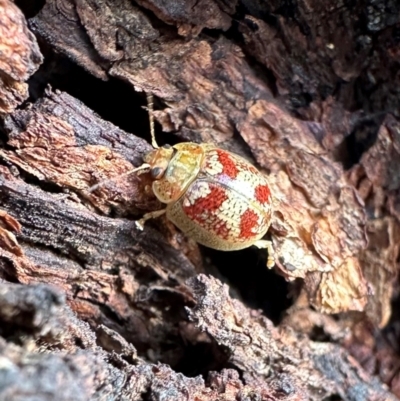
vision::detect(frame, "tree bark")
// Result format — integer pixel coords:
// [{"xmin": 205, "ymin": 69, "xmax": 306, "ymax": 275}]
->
[{"xmin": 1, "ymin": 0, "xmax": 400, "ymax": 400}]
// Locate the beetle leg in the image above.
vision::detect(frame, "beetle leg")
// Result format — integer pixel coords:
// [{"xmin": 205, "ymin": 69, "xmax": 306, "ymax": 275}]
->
[
  {"xmin": 253, "ymin": 240, "xmax": 275, "ymax": 269},
  {"xmin": 135, "ymin": 209, "xmax": 166, "ymax": 230}
]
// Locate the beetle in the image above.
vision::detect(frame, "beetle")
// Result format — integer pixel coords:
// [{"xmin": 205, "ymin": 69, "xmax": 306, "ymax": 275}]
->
[{"xmin": 132, "ymin": 95, "xmax": 275, "ymax": 268}]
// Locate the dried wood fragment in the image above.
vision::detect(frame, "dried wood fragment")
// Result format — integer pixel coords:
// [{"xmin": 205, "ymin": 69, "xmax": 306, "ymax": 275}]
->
[
  {"xmin": 1, "ymin": 89, "xmax": 158, "ymax": 215},
  {"xmin": 1, "ymin": 0, "xmax": 400, "ymax": 400},
  {"xmin": 188, "ymin": 275, "xmax": 398, "ymax": 401},
  {"xmin": 347, "ymin": 115, "xmax": 400, "ymax": 327},
  {"xmin": 31, "ymin": 0, "xmax": 372, "ymax": 313},
  {"xmin": 0, "ymin": 0, "xmax": 42, "ymax": 114}
]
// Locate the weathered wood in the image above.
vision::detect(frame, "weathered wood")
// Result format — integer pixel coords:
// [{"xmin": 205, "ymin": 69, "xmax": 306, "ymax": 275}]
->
[
  {"xmin": 0, "ymin": 0, "xmax": 42, "ymax": 114},
  {"xmin": 1, "ymin": 0, "xmax": 400, "ymax": 399},
  {"xmin": 28, "ymin": 0, "xmax": 373, "ymax": 315}
]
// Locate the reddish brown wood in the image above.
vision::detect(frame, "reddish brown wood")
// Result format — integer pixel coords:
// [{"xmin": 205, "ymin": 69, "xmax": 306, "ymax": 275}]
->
[{"xmin": 1, "ymin": 0, "xmax": 400, "ymax": 399}]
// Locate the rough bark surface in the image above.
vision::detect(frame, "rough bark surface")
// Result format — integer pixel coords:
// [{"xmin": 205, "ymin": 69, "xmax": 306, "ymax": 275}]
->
[
  {"xmin": 0, "ymin": 0, "xmax": 42, "ymax": 114},
  {"xmin": 1, "ymin": 0, "xmax": 400, "ymax": 400}
]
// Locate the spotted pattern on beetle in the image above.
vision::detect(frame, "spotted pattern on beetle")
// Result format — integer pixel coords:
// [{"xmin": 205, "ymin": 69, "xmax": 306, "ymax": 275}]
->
[
  {"xmin": 181, "ymin": 180, "xmax": 268, "ymax": 243},
  {"xmin": 202, "ymin": 148, "xmax": 271, "ymax": 209},
  {"xmin": 176, "ymin": 147, "xmax": 272, "ymax": 244},
  {"xmin": 141, "ymin": 142, "xmax": 274, "ymax": 254}
]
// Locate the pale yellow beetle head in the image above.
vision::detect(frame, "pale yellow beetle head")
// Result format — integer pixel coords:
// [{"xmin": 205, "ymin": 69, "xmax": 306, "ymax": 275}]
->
[
  {"xmin": 143, "ymin": 144, "xmax": 174, "ymax": 180},
  {"xmin": 143, "ymin": 142, "xmax": 204, "ymax": 204}
]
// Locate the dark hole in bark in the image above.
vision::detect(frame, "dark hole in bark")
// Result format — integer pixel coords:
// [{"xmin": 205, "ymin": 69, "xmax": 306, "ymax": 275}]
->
[
  {"xmin": 322, "ymin": 395, "xmax": 344, "ymax": 401},
  {"xmin": 343, "ymin": 114, "xmax": 385, "ymax": 168},
  {"xmin": 27, "ymin": 46, "xmax": 150, "ymax": 137},
  {"xmin": 27, "ymin": 44, "xmax": 181, "ymax": 149},
  {"xmin": 173, "ymin": 340, "xmax": 231, "ymax": 378},
  {"xmin": 309, "ymin": 326, "xmax": 333, "ymax": 343},
  {"xmin": 202, "ymin": 246, "xmax": 292, "ymax": 324},
  {"xmin": 14, "ymin": 0, "xmax": 45, "ymax": 19},
  {"xmin": 382, "ymin": 291, "xmax": 400, "ymax": 355}
]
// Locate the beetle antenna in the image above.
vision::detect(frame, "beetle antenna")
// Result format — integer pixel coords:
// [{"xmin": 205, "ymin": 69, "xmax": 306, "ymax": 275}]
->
[
  {"xmin": 87, "ymin": 163, "xmax": 151, "ymax": 193},
  {"xmin": 146, "ymin": 93, "xmax": 159, "ymax": 149}
]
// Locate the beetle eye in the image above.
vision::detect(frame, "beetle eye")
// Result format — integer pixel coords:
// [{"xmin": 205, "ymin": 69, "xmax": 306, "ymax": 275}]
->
[
  {"xmin": 162, "ymin": 144, "xmax": 172, "ymax": 149},
  {"xmin": 151, "ymin": 167, "xmax": 163, "ymax": 179}
]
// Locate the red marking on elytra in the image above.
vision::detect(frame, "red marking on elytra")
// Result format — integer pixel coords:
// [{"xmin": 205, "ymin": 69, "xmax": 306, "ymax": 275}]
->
[
  {"xmin": 213, "ymin": 219, "xmax": 230, "ymax": 239},
  {"xmin": 216, "ymin": 149, "xmax": 238, "ymax": 178},
  {"xmin": 239, "ymin": 209, "xmax": 259, "ymax": 239},
  {"xmin": 184, "ymin": 185, "xmax": 228, "ymax": 221},
  {"xmin": 255, "ymin": 184, "xmax": 271, "ymax": 204}
]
